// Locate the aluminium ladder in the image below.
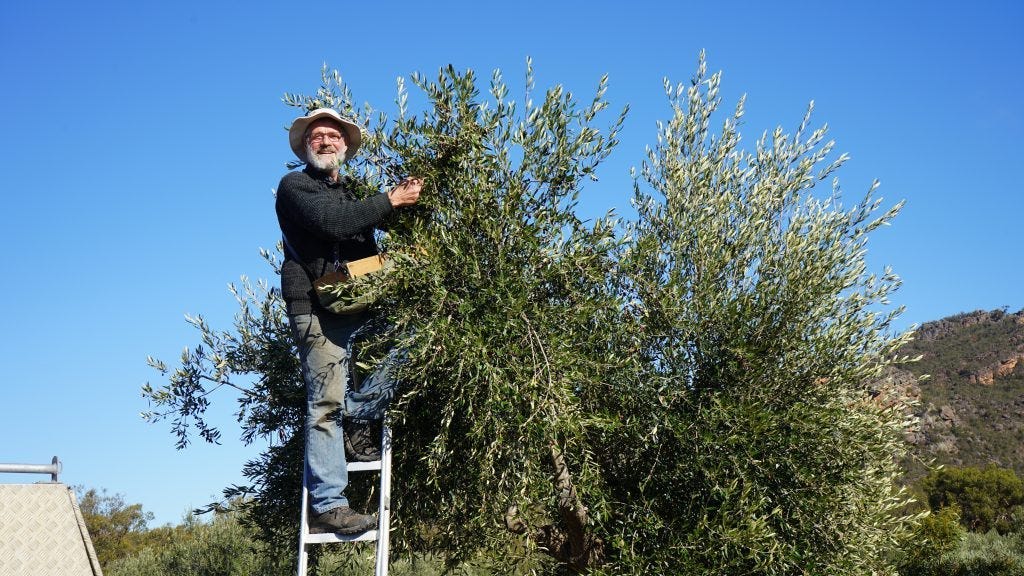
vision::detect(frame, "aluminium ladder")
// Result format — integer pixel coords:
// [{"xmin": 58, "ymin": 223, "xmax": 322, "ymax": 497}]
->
[{"xmin": 297, "ymin": 422, "xmax": 393, "ymax": 576}]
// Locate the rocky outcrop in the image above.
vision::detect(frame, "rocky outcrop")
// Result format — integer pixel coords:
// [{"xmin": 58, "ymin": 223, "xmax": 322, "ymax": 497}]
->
[
  {"xmin": 870, "ymin": 366, "xmax": 920, "ymax": 411},
  {"xmin": 997, "ymin": 354, "xmax": 1022, "ymax": 378},
  {"xmin": 915, "ymin": 309, "xmax": 1024, "ymax": 342},
  {"xmin": 964, "ymin": 348, "xmax": 1024, "ymax": 385},
  {"xmin": 909, "ymin": 402, "xmax": 961, "ymax": 456}
]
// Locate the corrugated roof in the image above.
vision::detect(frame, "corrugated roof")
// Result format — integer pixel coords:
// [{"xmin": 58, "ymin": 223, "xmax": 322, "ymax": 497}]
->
[{"xmin": 0, "ymin": 483, "xmax": 103, "ymax": 575}]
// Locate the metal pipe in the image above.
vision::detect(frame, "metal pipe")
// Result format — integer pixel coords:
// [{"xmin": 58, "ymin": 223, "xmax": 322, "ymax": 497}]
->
[{"xmin": 0, "ymin": 456, "xmax": 61, "ymax": 482}]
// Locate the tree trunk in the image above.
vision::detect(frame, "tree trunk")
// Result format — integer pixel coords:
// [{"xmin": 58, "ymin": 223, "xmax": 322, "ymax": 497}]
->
[{"xmin": 505, "ymin": 443, "xmax": 604, "ymax": 572}]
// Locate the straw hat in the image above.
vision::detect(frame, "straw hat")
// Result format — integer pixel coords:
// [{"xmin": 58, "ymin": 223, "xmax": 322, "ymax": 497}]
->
[{"xmin": 288, "ymin": 108, "xmax": 362, "ymax": 163}]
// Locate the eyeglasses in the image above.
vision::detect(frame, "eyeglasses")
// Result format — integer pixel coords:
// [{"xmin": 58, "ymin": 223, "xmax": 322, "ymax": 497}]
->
[{"xmin": 308, "ymin": 132, "xmax": 344, "ymax": 144}]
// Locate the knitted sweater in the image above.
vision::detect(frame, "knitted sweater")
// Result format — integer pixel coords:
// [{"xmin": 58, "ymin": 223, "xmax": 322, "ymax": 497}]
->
[{"xmin": 276, "ymin": 167, "xmax": 394, "ymax": 315}]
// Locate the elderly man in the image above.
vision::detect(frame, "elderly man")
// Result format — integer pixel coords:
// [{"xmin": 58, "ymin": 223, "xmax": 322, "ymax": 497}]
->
[{"xmin": 276, "ymin": 108, "xmax": 421, "ymax": 534}]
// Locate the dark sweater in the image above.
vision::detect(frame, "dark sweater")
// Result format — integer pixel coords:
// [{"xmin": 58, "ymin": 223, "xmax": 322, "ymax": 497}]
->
[{"xmin": 276, "ymin": 167, "xmax": 394, "ymax": 315}]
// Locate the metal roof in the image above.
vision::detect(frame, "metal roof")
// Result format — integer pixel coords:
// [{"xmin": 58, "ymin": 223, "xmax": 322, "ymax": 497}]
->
[{"xmin": 0, "ymin": 483, "xmax": 103, "ymax": 575}]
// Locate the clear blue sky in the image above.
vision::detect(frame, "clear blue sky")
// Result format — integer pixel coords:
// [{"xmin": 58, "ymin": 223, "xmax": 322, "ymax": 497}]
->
[{"xmin": 1, "ymin": 1, "xmax": 1021, "ymax": 527}]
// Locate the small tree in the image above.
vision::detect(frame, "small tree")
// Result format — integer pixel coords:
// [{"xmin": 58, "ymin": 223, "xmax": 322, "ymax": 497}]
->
[
  {"xmin": 605, "ymin": 52, "xmax": 919, "ymax": 573},
  {"xmin": 77, "ymin": 487, "xmax": 160, "ymax": 568},
  {"xmin": 148, "ymin": 61, "xmax": 630, "ymax": 573},
  {"xmin": 350, "ymin": 62, "xmax": 631, "ymax": 572}
]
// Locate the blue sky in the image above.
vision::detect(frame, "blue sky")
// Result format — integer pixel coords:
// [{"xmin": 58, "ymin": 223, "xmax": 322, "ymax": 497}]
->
[{"xmin": 1, "ymin": 1, "xmax": 1021, "ymax": 527}]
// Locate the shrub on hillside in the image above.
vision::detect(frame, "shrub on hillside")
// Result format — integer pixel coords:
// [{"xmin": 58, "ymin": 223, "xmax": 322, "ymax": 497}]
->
[{"xmin": 921, "ymin": 466, "xmax": 1024, "ymax": 534}]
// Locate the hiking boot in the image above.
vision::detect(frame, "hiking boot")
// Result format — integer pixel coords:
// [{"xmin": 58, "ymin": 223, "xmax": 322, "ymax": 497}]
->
[
  {"xmin": 344, "ymin": 419, "xmax": 381, "ymax": 462},
  {"xmin": 310, "ymin": 506, "xmax": 377, "ymax": 534}
]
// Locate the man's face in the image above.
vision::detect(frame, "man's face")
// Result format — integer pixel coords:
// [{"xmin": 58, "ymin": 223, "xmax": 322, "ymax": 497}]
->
[{"xmin": 304, "ymin": 119, "xmax": 348, "ymax": 171}]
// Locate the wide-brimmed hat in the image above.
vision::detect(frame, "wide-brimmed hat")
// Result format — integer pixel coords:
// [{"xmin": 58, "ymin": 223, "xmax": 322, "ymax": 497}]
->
[{"xmin": 288, "ymin": 108, "xmax": 363, "ymax": 163}]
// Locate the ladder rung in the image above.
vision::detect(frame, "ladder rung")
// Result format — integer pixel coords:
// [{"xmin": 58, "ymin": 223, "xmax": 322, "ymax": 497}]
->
[
  {"xmin": 304, "ymin": 530, "xmax": 378, "ymax": 544},
  {"xmin": 347, "ymin": 460, "xmax": 381, "ymax": 472}
]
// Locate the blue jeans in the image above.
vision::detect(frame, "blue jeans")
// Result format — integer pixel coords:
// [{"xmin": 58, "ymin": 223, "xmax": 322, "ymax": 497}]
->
[{"xmin": 290, "ymin": 312, "xmax": 403, "ymax": 514}]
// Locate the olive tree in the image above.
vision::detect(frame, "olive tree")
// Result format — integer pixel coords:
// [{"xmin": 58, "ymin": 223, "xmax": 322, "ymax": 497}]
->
[
  {"xmin": 145, "ymin": 54, "xmax": 919, "ymax": 574},
  {"xmin": 338, "ymin": 61, "xmax": 630, "ymax": 572},
  {"xmin": 148, "ymin": 61, "xmax": 629, "ymax": 573},
  {"xmin": 603, "ymin": 53, "xmax": 920, "ymax": 574}
]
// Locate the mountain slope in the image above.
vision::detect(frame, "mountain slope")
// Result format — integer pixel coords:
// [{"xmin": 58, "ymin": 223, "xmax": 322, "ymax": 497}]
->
[{"xmin": 893, "ymin": 309, "xmax": 1024, "ymax": 480}]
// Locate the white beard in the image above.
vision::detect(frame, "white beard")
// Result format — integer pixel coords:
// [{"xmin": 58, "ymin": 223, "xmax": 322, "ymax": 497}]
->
[{"xmin": 305, "ymin": 143, "xmax": 344, "ymax": 172}]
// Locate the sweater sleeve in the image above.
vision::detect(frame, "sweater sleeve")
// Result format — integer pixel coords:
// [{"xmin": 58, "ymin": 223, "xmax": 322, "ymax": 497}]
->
[{"xmin": 277, "ymin": 170, "xmax": 394, "ymax": 241}]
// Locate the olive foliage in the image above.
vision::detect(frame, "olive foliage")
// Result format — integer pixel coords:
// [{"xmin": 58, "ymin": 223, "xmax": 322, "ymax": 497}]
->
[
  {"xmin": 331, "ymin": 60, "xmax": 630, "ymax": 572},
  {"xmin": 145, "ymin": 54, "xmax": 917, "ymax": 574},
  {"xmin": 605, "ymin": 54, "xmax": 919, "ymax": 574}
]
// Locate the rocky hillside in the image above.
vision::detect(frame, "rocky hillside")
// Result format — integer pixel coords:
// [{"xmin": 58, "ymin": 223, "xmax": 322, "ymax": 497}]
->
[{"xmin": 888, "ymin": 309, "xmax": 1024, "ymax": 480}]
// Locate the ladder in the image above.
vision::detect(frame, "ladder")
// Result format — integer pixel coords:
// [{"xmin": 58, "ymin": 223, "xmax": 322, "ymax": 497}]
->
[{"xmin": 297, "ymin": 422, "xmax": 393, "ymax": 576}]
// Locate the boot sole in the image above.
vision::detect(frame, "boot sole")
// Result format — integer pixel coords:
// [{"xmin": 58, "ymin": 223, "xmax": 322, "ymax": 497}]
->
[{"xmin": 310, "ymin": 519, "xmax": 377, "ymax": 535}]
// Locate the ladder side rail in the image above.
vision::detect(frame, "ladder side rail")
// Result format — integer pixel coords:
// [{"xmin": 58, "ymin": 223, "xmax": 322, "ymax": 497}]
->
[
  {"xmin": 374, "ymin": 423, "xmax": 393, "ymax": 576},
  {"xmin": 298, "ymin": 450, "xmax": 311, "ymax": 576}
]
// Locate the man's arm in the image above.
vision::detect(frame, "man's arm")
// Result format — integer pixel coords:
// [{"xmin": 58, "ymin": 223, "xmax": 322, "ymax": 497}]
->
[{"xmin": 277, "ymin": 171, "xmax": 394, "ymax": 241}]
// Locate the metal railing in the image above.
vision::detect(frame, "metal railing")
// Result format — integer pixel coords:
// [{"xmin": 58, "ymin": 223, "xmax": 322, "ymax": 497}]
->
[{"xmin": 0, "ymin": 456, "xmax": 61, "ymax": 482}]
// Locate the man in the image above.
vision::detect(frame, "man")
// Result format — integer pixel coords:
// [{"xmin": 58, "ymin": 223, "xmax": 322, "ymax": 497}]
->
[{"xmin": 276, "ymin": 108, "xmax": 422, "ymax": 534}]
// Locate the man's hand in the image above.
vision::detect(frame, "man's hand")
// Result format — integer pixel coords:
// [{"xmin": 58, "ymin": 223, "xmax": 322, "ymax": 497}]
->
[{"xmin": 388, "ymin": 177, "xmax": 423, "ymax": 208}]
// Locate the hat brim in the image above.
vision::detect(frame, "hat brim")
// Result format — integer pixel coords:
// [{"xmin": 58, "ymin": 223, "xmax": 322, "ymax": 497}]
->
[{"xmin": 288, "ymin": 108, "xmax": 363, "ymax": 163}]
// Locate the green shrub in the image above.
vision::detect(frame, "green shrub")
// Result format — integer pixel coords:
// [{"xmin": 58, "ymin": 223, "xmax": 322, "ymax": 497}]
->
[
  {"xmin": 900, "ymin": 506, "xmax": 965, "ymax": 576},
  {"xmin": 944, "ymin": 531, "xmax": 1024, "ymax": 576},
  {"xmin": 921, "ymin": 466, "xmax": 1024, "ymax": 534},
  {"xmin": 901, "ymin": 528, "xmax": 1024, "ymax": 576},
  {"xmin": 105, "ymin": 511, "xmax": 283, "ymax": 576}
]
